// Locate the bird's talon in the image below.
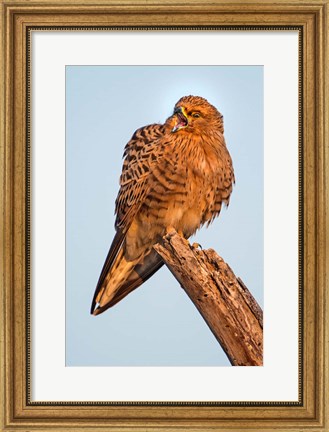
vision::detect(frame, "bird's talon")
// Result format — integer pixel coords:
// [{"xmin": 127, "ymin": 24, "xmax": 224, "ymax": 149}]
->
[
  {"xmin": 191, "ymin": 242, "xmax": 202, "ymax": 250},
  {"xmin": 165, "ymin": 226, "xmax": 176, "ymax": 237},
  {"xmin": 179, "ymin": 234, "xmax": 190, "ymax": 246}
]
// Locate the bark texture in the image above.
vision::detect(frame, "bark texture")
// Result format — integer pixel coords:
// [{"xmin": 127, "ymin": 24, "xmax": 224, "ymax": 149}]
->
[{"xmin": 153, "ymin": 230, "xmax": 263, "ymax": 366}]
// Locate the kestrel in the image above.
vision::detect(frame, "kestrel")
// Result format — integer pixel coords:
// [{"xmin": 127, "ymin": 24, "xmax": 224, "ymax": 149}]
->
[{"xmin": 91, "ymin": 95, "xmax": 234, "ymax": 316}]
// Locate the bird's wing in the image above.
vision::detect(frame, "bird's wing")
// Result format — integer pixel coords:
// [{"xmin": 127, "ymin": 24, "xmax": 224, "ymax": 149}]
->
[
  {"xmin": 90, "ymin": 124, "xmax": 167, "ymax": 314},
  {"xmin": 115, "ymin": 123, "xmax": 167, "ymax": 230}
]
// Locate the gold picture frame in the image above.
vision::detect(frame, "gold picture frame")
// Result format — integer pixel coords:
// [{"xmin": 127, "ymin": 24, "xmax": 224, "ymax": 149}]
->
[{"xmin": 1, "ymin": 0, "xmax": 328, "ymax": 430}]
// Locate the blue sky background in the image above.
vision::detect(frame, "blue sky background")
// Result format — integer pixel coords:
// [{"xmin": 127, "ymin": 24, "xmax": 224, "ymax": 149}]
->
[{"xmin": 66, "ymin": 65, "xmax": 263, "ymax": 366}]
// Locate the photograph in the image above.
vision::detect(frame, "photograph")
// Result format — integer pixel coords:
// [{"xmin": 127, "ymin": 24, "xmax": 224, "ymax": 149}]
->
[{"xmin": 65, "ymin": 65, "xmax": 264, "ymax": 367}]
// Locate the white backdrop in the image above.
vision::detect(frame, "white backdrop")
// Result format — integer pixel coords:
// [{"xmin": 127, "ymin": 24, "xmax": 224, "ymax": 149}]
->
[{"xmin": 31, "ymin": 30, "xmax": 299, "ymax": 401}]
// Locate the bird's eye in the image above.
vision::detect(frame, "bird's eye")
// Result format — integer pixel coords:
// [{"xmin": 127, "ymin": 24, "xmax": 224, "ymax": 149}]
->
[{"xmin": 192, "ymin": 112, "xmax": 201, "ymax": 118}]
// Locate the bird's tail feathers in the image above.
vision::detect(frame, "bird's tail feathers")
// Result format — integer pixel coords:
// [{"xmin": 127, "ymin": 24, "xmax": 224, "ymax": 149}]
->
[
  {"xmin": 90, "ymin": 229, "xmax": 125, "ymax": 314},
  {"xmin": 91, "ymin": 249, "xmax": 164, "ymax": 316}
]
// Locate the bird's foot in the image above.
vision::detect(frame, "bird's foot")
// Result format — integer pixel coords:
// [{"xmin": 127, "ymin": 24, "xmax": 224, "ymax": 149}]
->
[
  {"xmin": 175, "ymin": 230, "xmax": 191, "ymax": 247},
  {"xmin": 165, "ymin": 226, "xmax": 177, "ymax": 237},
  {"xmin": 165, "ymin": 227, "xmax": 190, "ymax": 247},
  {"xmin": 191, "ymin": 242, "xmax": 203, "ymax": 250}
]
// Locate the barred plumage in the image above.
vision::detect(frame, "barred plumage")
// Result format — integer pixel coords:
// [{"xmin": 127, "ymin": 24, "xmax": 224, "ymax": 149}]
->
[{"xmin": 91, "ymin": 95, "xmax": 234, "ymax": 315}]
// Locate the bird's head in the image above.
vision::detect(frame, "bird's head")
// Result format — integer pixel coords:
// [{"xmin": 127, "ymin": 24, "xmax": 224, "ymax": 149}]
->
[{"xmin": 170, "ymin": 95, "xmax": 224, "ymax": 135}]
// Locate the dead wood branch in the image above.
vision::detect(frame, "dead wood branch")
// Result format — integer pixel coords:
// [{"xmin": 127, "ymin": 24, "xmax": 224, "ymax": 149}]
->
[{"xmin": 153, "ymin": 230, "xmax": 263, "ymax": 366}]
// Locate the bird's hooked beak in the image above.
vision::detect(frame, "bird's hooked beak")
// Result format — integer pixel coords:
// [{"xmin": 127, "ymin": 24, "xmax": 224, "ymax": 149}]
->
[{"xmin": 172, "ymin": 106, "xmax": 188, "ymax": 132}]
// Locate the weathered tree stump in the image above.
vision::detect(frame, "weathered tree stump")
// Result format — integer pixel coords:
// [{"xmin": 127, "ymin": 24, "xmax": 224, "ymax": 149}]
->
[{"xmin": 153, "ymin": 230, "xmax": 263, "ymax": 366}]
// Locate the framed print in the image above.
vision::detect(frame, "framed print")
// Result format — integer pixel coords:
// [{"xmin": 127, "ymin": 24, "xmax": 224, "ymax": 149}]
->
[{"xmin": 1, "ymin": 0, "xmax": 328, "ymax": 431}]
